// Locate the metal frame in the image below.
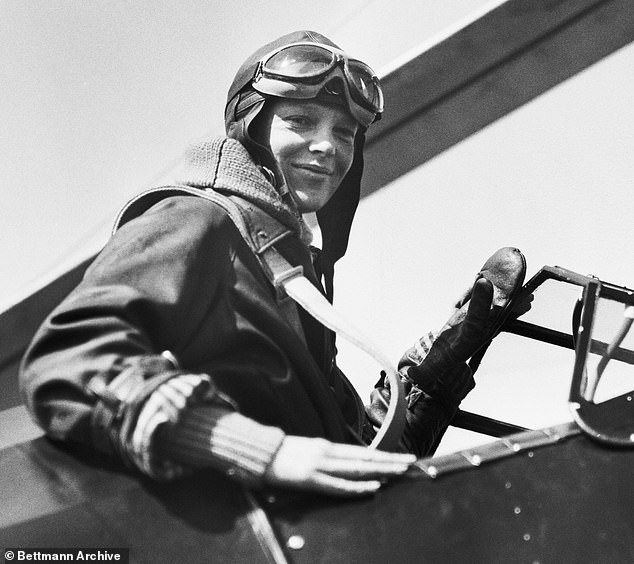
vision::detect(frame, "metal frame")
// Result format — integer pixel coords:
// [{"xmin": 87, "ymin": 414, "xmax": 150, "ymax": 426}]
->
[
  {"xmin": 453, "ymin": 265, "xmax": 634, "ymax": 445},
  {"xmin": 568, "ymin": 279, "xmax": 634, "ymax": 446}
]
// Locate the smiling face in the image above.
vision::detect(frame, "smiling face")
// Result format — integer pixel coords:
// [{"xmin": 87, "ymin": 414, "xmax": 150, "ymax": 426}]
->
[{"xmin": 255, "ymin": 98, "xmax": 358, "ymax": 213}]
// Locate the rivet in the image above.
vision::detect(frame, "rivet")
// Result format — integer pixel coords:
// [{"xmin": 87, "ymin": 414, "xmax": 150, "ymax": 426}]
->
[
  {"xmin": 523, "ymin": 533, "xmax": 531, "ymax": 541},
  {"xmin": 505, "ymin": 482, "xmax": 512, "ymax": 490},
  {"xmin": 514, "ymin": 506, "xmax": 521, "ymax": 515},
  {"xmin": 287, "ymin": 535, "xmax": 305, "ymax": 550},
  {"xmin": 427, "ymin": 465, "xmax": 438, "ymax": 478},
  {"xmin": 266, "ymin": 495, "xmax": 276, "ymax": 504},
  {"xmin": 527, "ymin": 451, "xmax": 534, "ymax": 458},
  {"xmin": 226, "ymin": 468, "xmax": 236, "ymax": 477},
  {"xmin": 257, "ymin": 230, "xmax": 268, "ymax": 238},
  {"xmin": 627, "ymin": 396, "xmax": 632, "ymax": 402}
]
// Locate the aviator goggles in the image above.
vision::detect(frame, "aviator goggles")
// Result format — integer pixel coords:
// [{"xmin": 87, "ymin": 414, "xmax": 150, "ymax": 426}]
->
[{"xmin": 251, "ymin": 42, "xmax": 384, "ymax": 127}]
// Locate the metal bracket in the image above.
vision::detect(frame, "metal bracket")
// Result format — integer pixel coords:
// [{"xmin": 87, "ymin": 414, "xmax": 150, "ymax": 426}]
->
[{"xmin": 455, "ymin": 265, "xmax": 634, "ymax": 447}]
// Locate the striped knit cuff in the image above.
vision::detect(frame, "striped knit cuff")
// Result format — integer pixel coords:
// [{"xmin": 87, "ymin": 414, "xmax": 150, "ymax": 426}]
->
[
  {"xmin": 398, "ymin": 330, "xmax": 439, "ymax": 368},
  {"xmin": 126, "ymin": 373, "xmax": 221, "ymax": 480},
  {"xmin": 157, "ymin": 407, "xmax": 286, "ymax": 486}
]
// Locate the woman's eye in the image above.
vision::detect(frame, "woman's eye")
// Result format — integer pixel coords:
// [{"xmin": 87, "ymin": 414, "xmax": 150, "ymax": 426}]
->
[
  {"xmin": 335, "ymin": 127, "xmax": 356, "ymax": 142},
  {"xmin": 286, "ymin": 115, "xmax": 311, "ymax": 127}
]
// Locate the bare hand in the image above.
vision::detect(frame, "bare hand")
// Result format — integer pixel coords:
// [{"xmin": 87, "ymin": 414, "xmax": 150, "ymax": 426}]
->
[{"xmin": 264, "ymin": 436, "xmax": 415, "ymax": 496}]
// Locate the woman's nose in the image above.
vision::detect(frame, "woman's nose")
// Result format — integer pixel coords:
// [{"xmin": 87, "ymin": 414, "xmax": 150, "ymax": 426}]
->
[{"xmin": 309, "ymin": 129, "xmax": 336, "ymax": 155}]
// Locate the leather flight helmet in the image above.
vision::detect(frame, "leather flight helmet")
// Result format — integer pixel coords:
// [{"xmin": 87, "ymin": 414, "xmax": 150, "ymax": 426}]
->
[{"xmin": 224, "ymin": 30, "xmax": 381, "ymax": 298}]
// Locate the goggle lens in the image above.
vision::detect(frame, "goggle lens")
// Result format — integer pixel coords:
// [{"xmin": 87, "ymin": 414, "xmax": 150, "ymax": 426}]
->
[
  {"xmin": 265, "ymin": 45, "xmax": 334, "ymax": 79},
  {"xmin": 262, "ymin": 44, "xmax": 383, "ymax": 115},
  {"xmin": 347, "ymin": 60, "xmax": 382, "ymax": 109}
]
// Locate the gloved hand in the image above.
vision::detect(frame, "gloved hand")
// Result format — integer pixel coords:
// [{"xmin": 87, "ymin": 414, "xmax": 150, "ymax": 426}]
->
[
  {"xmin": 403, "ymin": 277, "xmax": 494, "ymax": 390},
  {"xmin": 443, "ymin": 246, "xmax": 531, "ymax": 333},
  {"xmin": 401, "ymin": 246, "xmax": 528, "ymax": 386},
  {"xmin": 366, "ymin": 362, "xmax": 474, "ymax": 457},
  {"xmin": 367, "ymin": 248, "xmax": 528, "ymax": 457},
  {"xmin": 366, "ymin": 277, "xmax": 501, "ymax": 458}
]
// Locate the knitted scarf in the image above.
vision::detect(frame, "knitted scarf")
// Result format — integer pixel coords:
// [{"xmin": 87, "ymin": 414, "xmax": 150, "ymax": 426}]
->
[{"xmin": 154, "ymin": 137, "xmax": 313, "ymax": 246}]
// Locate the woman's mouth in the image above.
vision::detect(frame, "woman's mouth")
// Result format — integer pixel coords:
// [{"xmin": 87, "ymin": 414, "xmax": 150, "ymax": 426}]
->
[{"xmin": 295, "ymin": 163, "xmax": 333, "ymax": 176}]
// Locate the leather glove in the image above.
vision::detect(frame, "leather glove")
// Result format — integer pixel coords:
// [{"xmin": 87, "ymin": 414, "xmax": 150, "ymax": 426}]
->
[
  {"xmin": 401, "ymin": 246, "xmax": 528, "ymax": 385},
  {"xmin": 366, "ymin": 363, "xmax": 474, "ymax": 457},
  {"xmin": 402, "ymin": 277, "xmax": 494, "ymax": 390}
]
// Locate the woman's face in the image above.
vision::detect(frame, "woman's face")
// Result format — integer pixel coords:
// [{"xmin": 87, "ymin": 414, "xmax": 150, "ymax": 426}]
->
[{"xmin": 258, "ymin": 99, "xmax": 358, "ymax": 213}]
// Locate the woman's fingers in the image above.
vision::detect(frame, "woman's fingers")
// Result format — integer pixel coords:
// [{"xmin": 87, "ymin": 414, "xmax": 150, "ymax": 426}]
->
[
  {"xmin": 263, "ymin": 436, "xmax": 416, "ymax": 496},
  {"xmin": 310, "ymin": 473, "xmax": 382, "ymax": 497},
  {"xmin": 320, "ymin": 440, "xmax": 414, "ymax": 462},
  {"xmin": 318, "ymin": 458, "xmax": 413, "ymax": 478},
  {"xmin": 316, "ymin": 443, "xmax": 414, "ymax": 476}
]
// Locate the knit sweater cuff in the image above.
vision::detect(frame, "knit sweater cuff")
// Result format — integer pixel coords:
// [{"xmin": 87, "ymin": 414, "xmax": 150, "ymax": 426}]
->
[{"xmin": 157, "ymin": 406, "xmax": 286, "ymax": 486}]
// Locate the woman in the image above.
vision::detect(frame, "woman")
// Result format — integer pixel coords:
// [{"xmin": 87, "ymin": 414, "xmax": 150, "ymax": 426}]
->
[{"xmin": 20, "ymin": 31, "xmax": 524, "ymax": 496}]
